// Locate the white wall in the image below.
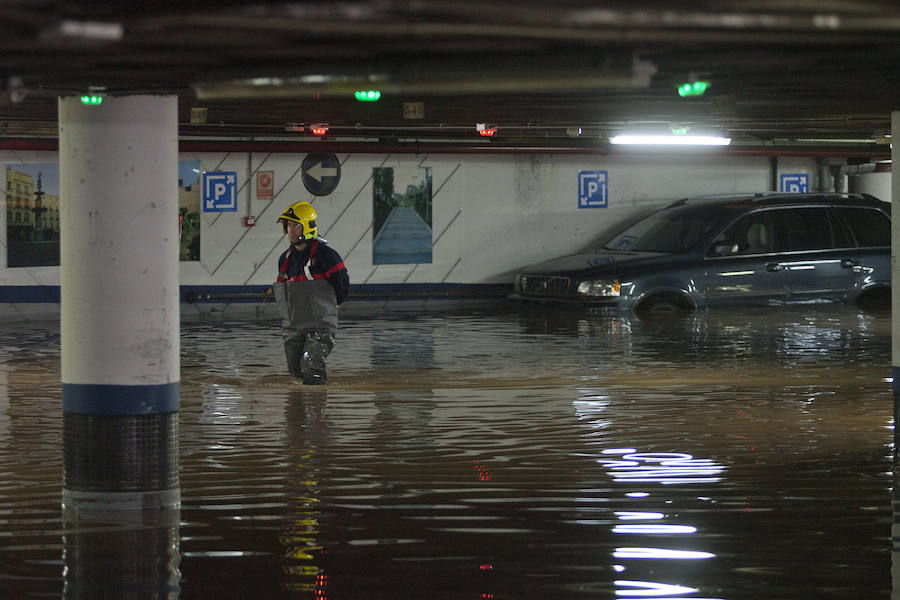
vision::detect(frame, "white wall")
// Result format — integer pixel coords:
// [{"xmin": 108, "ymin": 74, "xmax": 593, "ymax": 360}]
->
[
  {"xmin": 183, "ymin": 150, "xmax": 793, "ymax": 287},
  {"xmin": 0, "ymin": 148, "xmax": 826, "ymax": 319},
  {"xmin": 851, "ymin": 170, "xmax": 892, "ymax": 202}
]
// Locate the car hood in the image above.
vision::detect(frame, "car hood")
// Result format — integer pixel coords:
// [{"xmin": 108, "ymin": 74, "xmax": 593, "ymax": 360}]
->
[{"xmin": 520, "ymin": 250, "xmax": 673, "ymax": 276}]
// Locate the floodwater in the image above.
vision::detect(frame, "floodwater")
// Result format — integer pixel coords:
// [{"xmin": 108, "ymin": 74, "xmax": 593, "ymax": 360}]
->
[{"xmin": 0, "ymin": 306, "xmax": 894, "ymax": 599}]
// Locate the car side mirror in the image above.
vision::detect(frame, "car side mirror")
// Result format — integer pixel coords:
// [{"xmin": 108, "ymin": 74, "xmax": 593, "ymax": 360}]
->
[{"xmin": 711, "ymin": 241, "xmax": 739, "ymax": 256}]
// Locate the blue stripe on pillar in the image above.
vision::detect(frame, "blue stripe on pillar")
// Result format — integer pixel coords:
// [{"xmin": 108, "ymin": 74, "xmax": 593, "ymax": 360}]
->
[{"xmin": 62, "ymin": 382, "xmax": 180, "ymax": 415}]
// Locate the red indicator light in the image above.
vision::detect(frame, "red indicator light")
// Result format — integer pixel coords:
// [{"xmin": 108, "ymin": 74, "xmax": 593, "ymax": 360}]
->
[
  {"xmin": 479, "ymin": 128, "xmax": 496, "ymax": 137},
  {"xmin": 473, "ymin": 462, "xmax": 493, "ymax": 481},
  {"xmin": 479, "ymin": 564, "xmax": 493, "ymax": 570},
  {"xmin": 315, "ymin": 571, "xmax": 328, "ymax": 599},
  {"xmin": 311, "ymin": 127, "xmax": 328, "ymax": 136}
]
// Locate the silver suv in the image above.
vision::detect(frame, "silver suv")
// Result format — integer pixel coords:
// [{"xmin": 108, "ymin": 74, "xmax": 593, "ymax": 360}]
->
[{"xmin": 512, "ymin": 193, "xmax": 891, "ymax": 313}]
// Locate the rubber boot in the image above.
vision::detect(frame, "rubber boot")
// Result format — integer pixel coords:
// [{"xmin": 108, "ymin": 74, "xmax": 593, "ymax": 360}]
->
[
  {"xmin": 284, "ymin": 337, "xmax": 306, "ymax": 379},
  {"xmin": 300, "ymin": 330, "xmax": 335, "ymax": 385}
]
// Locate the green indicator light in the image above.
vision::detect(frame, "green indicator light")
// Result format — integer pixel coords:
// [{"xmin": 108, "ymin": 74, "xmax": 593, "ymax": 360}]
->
[
  {"xmin": 80, "ymin": 95, "xmax": 103, "ymax": 105},
  {"xmin": 354, "ymin": 90, "xmax": 382, "ymax": 102},
  {"xmin": 677, "ymin": 81, "xmax": 709, "ymax": 97},
  {"xmin": 672, "ymin": 127, "xmax": 689, "ymax": 135}
]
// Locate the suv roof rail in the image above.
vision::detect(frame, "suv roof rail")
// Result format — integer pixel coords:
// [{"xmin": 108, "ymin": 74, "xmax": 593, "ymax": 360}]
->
[
  {"xmin": 748, "ymin": 191, "xmax": 881, "ymax": 203},
  {"xmin": 664, "ymin": 197, "xmax": 690, "ymax": 208},
  {"xmin": 665, "ymin": 192, "xmax": 753, "ymax": 208},
  {"xmin": 665, "ymin": 191, "xmax": 886, "ymax": 209}
]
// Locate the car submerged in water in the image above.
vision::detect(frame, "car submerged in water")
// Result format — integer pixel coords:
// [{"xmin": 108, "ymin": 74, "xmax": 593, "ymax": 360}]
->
[{"xmin": 511, "ymin": 192, "xmax": 891, "ymax": 314}]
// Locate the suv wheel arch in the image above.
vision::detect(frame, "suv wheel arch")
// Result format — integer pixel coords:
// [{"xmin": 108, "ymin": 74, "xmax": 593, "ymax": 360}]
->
[{"xmin": 634, "ymin": 291, "xmax": 695, "ymax": 315}]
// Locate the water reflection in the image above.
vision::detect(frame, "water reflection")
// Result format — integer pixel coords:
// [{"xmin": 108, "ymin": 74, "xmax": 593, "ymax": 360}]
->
[
  {"xmin": 605, "ymin": 449, "xmax": 723, "ymax": 599},
  {"xmin": 62, "ymin": 508, "xmax": 180, "ymax": 599},
  {"xmin": 282, "ymin": 388, "xmax": 326, "ymax": 594},
  {"xmin": 612, "ymin": 548, "xmax": 716, "ymax": 560},
  {"xmin": 600, "ymin": 452, "xmax": 725, "ymax": 485},
  {"xmin": 575, "ymin": 391, "xmax": 726, "ymax": 600},
  {"xmin": 0, "ymin": 308, "xmax": 893, "ymax": 598},
  {"xmin": 518, "ymin": 304, "xmax": 889, "ymax": 367},
  {"xmin": 614, "ymin": 580, "xmax": 707, "ymax": 597},
  {"xmin": 894, "ymin": 384, "xmax": 900, "ymax": 600},
  {"xmin": 612, "ymin": 524, "xmax": 697, "ymax": 534},
  {"xmin": 371, "ymin": 321, "xmax": 436, "ymax": 370},
  {"xmin": 0, "ymin": 364, "xmax": 8, "ymax": 440}
]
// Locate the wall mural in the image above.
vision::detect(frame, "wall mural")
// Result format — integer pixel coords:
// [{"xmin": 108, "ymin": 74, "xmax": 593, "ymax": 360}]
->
[
  {"xmin": 4, "ymin": 161, "xmax": 202, "ymax": 267},
  {"xmin": 178, "ymin": 162, "xmax": 201, "ymax": 262},
  {"xmin": 6, "ymin": 163, "xmax": 60, "ymax": 267},
  {"xmin": 372, "ymin": 166, "xmax": 433, "ymax": 265}
]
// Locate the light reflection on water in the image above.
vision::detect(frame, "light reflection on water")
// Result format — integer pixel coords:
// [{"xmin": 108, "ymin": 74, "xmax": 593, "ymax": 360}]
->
[{"xmin": 0, "ymin": 306, "xmax": 894, "ymax": 599}]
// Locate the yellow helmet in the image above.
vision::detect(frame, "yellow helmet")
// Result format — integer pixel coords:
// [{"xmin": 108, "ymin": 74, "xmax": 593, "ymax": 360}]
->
[{"xmin": 277, "ymin": 201, "xmax": 317, "ymax": 238}]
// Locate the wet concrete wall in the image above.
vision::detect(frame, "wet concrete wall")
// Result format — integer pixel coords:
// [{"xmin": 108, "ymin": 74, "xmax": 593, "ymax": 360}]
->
[{"xmin": 0, "ymin": 149, "xmax": 828, "ymax": 319}]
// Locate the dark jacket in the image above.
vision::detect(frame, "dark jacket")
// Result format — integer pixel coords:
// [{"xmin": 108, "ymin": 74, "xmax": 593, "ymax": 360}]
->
[{"xmin": 276, "ymin": 239, "xmax": 350, "ymax": 305}]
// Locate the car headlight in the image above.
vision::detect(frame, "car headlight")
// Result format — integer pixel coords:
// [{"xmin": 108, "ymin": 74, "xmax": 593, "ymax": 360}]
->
[{"xmin": 577, "ymin": 279, "xmax": 620, "ymax": 297}]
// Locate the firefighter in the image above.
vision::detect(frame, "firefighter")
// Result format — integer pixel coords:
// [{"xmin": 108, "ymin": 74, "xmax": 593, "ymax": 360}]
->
[{"xmin": 274, "ymin": 201, "xmax": 349, "ymax": 384}]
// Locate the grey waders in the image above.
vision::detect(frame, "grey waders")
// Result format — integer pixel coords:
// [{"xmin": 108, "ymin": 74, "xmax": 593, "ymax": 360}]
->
[{"xmin": 274, "ymin": 279, "xmax": 337, "ymax": 384}]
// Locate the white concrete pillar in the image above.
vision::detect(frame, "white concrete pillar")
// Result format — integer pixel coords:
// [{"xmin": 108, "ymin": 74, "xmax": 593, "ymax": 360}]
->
[{"xmin": 58, "ymin": 95, "xmax": 180, "ymax": 511}]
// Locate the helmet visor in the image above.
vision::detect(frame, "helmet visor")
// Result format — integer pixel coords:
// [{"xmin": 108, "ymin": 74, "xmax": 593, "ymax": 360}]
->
[{"xmin": 281, "ymin": 219, "xmax": 303, "ymax": 236}]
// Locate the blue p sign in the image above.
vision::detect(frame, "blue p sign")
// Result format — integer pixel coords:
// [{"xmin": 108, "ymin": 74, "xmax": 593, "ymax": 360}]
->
[
  {"xmin": 780, "ymin": 173, "xmax": 809, "ymax": 193},
  {"xmin": 578, "ymin": 170, "xmax": 608, "ymax": 208},
  {"xmin": 203, "ymin": 171, "xmax": 238, "ymax": 212}
]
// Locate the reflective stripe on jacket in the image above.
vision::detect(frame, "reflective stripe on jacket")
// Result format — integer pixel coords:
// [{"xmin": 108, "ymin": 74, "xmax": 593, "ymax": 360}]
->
[{"xmin": 275, "ymin": 240, "xmax": 350, "ymax": 304}]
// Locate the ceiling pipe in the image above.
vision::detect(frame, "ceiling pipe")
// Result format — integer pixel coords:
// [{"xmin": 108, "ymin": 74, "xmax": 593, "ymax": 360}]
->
[
  {"xmin": 0, "ymin": 138, "xmax": 890, "ymax": 159},
  {"xmin": 195, "ymin": 70, "xmax": 647, "ymax": 99},
  {"xmin": 193, "ymin": 54, "xmax": 657, "ymax": 100},
  {"xmin": 817, "ymin": 158, "xmax": 833, "ymax": 192},
  {"xmin": 832, "ymin": 162, "xmax": 878, "ymax": 193}
]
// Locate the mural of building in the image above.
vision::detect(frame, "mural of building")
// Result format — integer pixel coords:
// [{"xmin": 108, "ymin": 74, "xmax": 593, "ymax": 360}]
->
[
  {"xmin": 32, "ymin": 173, "xmax": 59, "ymax": 240},
  {"xmin": 6, "ymin": 168, "xmax": 60, "ymax": 241},
  {"xmin": 6, "ymin": 166, "xmax": 61, "ymax": 266},
  {"xmin": 6, "ymin": 167, "xmax": 35, "ymax": 241},
  {"xmin": 37, "ymin": 191, "xmax": 60, "ymax": 238}
]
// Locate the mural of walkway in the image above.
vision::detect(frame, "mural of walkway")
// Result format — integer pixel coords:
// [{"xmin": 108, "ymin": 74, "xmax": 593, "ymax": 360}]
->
[{"xmin": 373, "ymin": 206, "xmax": 433, "ymax": 264}]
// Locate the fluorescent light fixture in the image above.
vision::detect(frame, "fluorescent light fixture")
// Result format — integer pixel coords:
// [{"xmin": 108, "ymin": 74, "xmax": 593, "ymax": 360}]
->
[
  {"xmin": 610, "ymin": 134, "xmax": 731, "ymax": 146},
  {"xmin": 59, "ymin": 19, "xmax": 124, "ymax": 41}
]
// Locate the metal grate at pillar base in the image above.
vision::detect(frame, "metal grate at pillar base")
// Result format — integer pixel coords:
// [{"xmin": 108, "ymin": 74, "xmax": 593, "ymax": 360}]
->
[{"xmin": 63, "ymin": 412, "xmax": 179, "ymax": 493}]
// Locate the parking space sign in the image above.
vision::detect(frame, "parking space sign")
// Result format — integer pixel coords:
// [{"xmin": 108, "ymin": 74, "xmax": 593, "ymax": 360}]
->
[
  {"xmin": 578, "ymin": 170, "xmax": 608, "ymax": 208},
  {"xmin": 203, "ymin": 171, "xmax": 238, "ymax": 212},
  {"xmin": 780, "ymin": 173, "xmax": 809, "ymax": 193}
]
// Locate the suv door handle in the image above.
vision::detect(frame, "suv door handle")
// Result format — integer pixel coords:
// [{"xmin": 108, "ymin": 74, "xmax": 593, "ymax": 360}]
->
[
  {"xmin": 765, "ymin": 262, "xmax": 784, "ymax": 272},
  {"xmin": 841, "ymin": 258, "xmax": 871, "ymax": 274}
]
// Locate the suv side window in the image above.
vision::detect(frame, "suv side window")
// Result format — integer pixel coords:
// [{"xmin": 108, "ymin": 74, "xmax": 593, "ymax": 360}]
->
[
  {"xmin": 774, "ymin": 207, "xmax": 847, "ymax": 251},
  {"xmin": 836, "ymin": 207, "xmax": 890, "ymax": 247},
  {"xmin": 712, "ymin": 211, "xmax": 778, "ymax": 256}
]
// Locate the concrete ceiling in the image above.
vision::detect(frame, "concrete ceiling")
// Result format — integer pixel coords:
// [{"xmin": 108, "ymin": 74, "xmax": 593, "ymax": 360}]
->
[{"xmin": 2, "ymin": 1, "xmax": 899, "ymax": 154}]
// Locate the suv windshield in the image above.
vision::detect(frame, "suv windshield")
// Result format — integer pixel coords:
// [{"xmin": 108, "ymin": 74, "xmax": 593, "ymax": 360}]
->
[{"xmin": 603, "ymin": 205, "xmax": 726, "ymax": 254}]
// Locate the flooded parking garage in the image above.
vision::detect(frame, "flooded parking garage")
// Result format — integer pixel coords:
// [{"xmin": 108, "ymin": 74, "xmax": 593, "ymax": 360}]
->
[{"xmin": 0, "ymin": 305, "xmax": 894, "ymax": 599}]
